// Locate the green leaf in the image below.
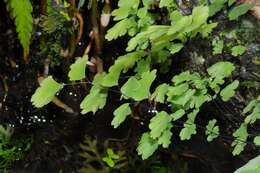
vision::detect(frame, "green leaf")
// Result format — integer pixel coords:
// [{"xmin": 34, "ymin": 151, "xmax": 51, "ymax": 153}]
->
[
  {"xmin": 105, "ymin": 18, "xmax": 136, "ymax": 41},
  {"xmin": 180, "ymin": 120, "xmax": 196, "ymax": 140},
  {"xmin": 207, "ymin": 61, "xmax": 235, "ymax": 79},
  {"xmin": 171, "ymin": 109, "xmax": 185, "ymax": 121},
  {"xmin": 232, "ymin": 123, "xmax": 248, "ymax": 155},
  {"xmin": 190, "ymin": 92, "xmax": 211, "ymax": 109},
  {"xmin": 134, "ymin": 58, "xmax": 151, "ymax": 76},
  {"xmin": 121, "ymin": 70, "xmax": 157, "ymax": 101},
  {"xmin": 168, "ymin": 16, "xmax": 192, "ymax": 35},
  {"xmin": 107, "ymin": 148, "xmax": 120, "ymax": 159},
  {"xmin": 31, "ymin": 76, "xmax": 63, "ymax": 108},
  {"xmin": 254, "ymin": 136, "xmax": 260, "ymax": 146},
  {"xmin": 159, "ymin": 0, "xmax": 175, "ymax": 8},
  {"xmin": 149, "ymin": 111, "xmax": 172, "ymax": 139},
  {"xmin": 212, "ymin": 38, "xmax": 224, "ymax": 55},
  {"xmin": 167, "ymin": 83, "xmax": 189, "ymax": 99},
  {"xmin": 179, "ymin": 110, "xmax": 199, "ymax": 140},
  {"xmin": 127, "ymin": 25, "xmax": 169, "ymax": 51},
  {"xmin": 80, "ymin": 73, "xmax": 108, "ymax": 114},
  {"xmin": 171, "ymin": 89, "xmax": 196, "ymax": 107},
  {"xmin": 111, "ymin": 103, "xmax": 131, "ymax": 128},
  {"xmin": 234, "ymin": 155, "xmax": 260, "ymax": 173},
  {"xmin": 137, "ymin": 133, "xmax": 159, "ymax": 160},
  {"xmin": 243, "ymin": 100, "xmax": 257, "ymax": 114},
  {"xmin": 118, "ymin": 0, "xmax": 140, "ymax": 9},
  {"xmin": 220, "ymin": 80, "xmax": 239, "ymax": 102},
  {"xmin": 112, "ymin": 7, "xmax": 132, "ymax": 20},
  {"xmin": 168, "ymin": 43, "xmax": 184, "ymax": 54},
  {"xmin": 68, "ymin": 55, "xmax": 88, "ymax": 81},
  {"xmin": 190, "ymin": 6, "xmax": 209, "ymax": 28},
  {"xmin": 102, "ymin": 51, "xmax": 145, "ymax": 87},
  {"xmin": 228, "ymin": 3, "xmax": 255, "ymax": 21},
  {"xmin": 151, "ymin": 84, "xmax": 169, "ymax": 103},
  {"xmin": 205, "ymin": 119, "xmax": 219, "ymax": 142},
  {"xmin": 102, "ymin": 157, "xmax": 115, "ymax": 167},
  {"xmin": 199, "ymin": 22, "xmax": 218, "ymax": 38},
  {"xmin": 231, "ymin": 45, "xmax": 247, "ymax": 57},
  {"xmin": 244, "ymin": 100, "xmax": 260, "ymax": 124},
  {"xmin": 158, "ymin": 124, "xmax": 173, "ymax": 148},
  {"xmin": 172, "ymin": 71, "xmax": 201, "ymax": 85},
  {"xmin": 8, "ymin": 0, "xmax": 33, "ymax": 57},
  {"xmin": 228, "ymin": 0, "xmax": 236, "ymax": 6},
  {"xmin": 209, "ymin": 0, "xmax": 226, "ymax": 17}
]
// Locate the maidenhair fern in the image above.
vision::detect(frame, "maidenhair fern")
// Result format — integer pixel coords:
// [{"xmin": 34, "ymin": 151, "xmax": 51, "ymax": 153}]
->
[
  {"xmin": 111, "ymin": 103, "xmax": 131, "ymax": 128},
  {"xmin": 228, "ymin": 3, "xmax": 255, "ymax": 21},
  {"xmin": 68, "ymin": 55, "xmax": 89, "ymax": 81},
  {"xmin": 231, "ymin": 45, "xmax": 247, "ymax": 57},
  {"xmin": 7, "ymin": 0, "xmax": 33, "ymax": 59},
  {"xmin": 234, "ymin": 155, "xmax": 260, "ymax": 173},
  {"xmin": 80, "ymin": 73, "xmax": 108, "ymax": 114},
  {"xmin": 31, "ymin": 76, "xmax": 64, "ymax": 108},
  {"xmin": 30, "ymin": 1, "xmax": 259, "ymax": 161}
]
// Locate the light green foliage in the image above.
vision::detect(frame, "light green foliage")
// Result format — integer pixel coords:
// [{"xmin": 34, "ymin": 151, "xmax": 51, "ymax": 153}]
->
[
  {"xmin": 209, "ymin": 0, "xmax": 226, "ymax": 17},
  {"xmin": 134, "ymin": 58, "xmax": 151, "ymax": 76},
  {"xmin": 232, "ymin": 123, "xmax": 248, "ymax": 155},
  {"xmin": 207, "ymin": 61, "xmax": 235, "ymax": 79},
  {"xmin": 231, "ymin": 45, "xmax": 247, "ymax": 57},
  {"xmin": 137, "ymin": 62, "xmax": 237, "ymax": 158},
  {"xmin": 126, "ymin": 5, "xmax": 215, "ymax": 54},
  {"xmin": 205, "ymin": 119, "xmax": 219, "ymax": 142},
  {"xmin": 68, "ymin": 55, "xmax": 88, "ymax": 81},
  {"xmin": 80, "ymin": 73, "xmax": 108, "ymax": 114},
  {"xmin": 31, "ymin": 76, "xmax": 64, "ymax": 108},
  {"xmin": 179, "ymin": 110, "xmax": 198, "ymax": 140},
  {"xmin": 220, "ymin": 80, "xmax": 239, "ymax": 102},
  {"xmin": 149, "ymin": 111, "xmax": 172, "ymax": 139},
  {"xmin": 102, "ymin": 148, "xmax": 120, "ymax": 168},
  {"xmin": 234, "ymin": 155, "xmax": 260, "ymax": 173},
  {"xmin": 212, "ymin": 38, "xmax": 224, "ymax": 55},
  {"xmin": 168, "ymin": 15, "xmax": 192, "ymax": 35},
  {"xmin": 151, "ymin": 84, "xmax": 170, "ymax": 103},
  {"xmin": 105, "ymin": 0, "xmax": 154, "ymax": 41},
  {"xmin": 243, "ymin": 98, "xmax": 260, "ymax": 124},
  {"xmin": 105, "ymin": 18, "xmax": 137, "ymax": 41},
  {"xmin": 111, "ymin": 103, "xmax": 131, "ymax": 128},
  {"xmin": 228, "ymin": 3, "xmax": 255, "ymax": 21},
  {"xmin": 171, "ymin": 109, "xmax": 185, "ymax": 121},
  {"xmin": 158, "ymin": 124, "xmax": 172, "ymax": 148},
  {"xmin": 228, "ymin": 0, "xmax": 236, "ymax": 6},
  {"xmin": 180, "ymin": 122, "xmax": 196, "ymax": 140},
  {"xmin": 102, "ymin": 51, "xmax": 145, "ymax": 87},
  {"xmin": 159, "ymin": 0, "xmax": 175, "ymax": 8},
  {"xmin": 121, "ymin": 70, "xmax": 156, "ymax": 101},
  {"xmin": 169, "ymin": 43, "xmax": 184, "ymax": 54},
  {"xmin": 8, "ymin": 0, "xmax": 33, "ymax": 56},
  {"xmin": 254, "ymin": 136, "xmax": 260, "ymax": 146},
  {"xmin": 30, "ymin": 0, "xmax": 256, "ymax": 162},
  {"xmin": 207, "ymin": 61, "xmax": 235, "ymax": 93},
  {"xmin": 137, "ymin": 133, "xmax": 159, "ymax": 160}
]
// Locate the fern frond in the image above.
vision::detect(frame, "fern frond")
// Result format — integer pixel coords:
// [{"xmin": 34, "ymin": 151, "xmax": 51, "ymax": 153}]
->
[{"xmin": 7, "ymin": 0, "xmax": 33, "ymax": 60}]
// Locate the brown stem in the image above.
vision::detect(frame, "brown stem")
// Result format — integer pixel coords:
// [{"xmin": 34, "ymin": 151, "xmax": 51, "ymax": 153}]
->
[
  {"xmin": 40, "ymin": 0, "xmax": 47, "ymax": 15},
  {"xmin": 74, "ymin": 11, "xmax": 84, "ymax": 44},
  {"xmin": 91, "ymin": 0, "xmax": 102, "ymax": 55}
]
